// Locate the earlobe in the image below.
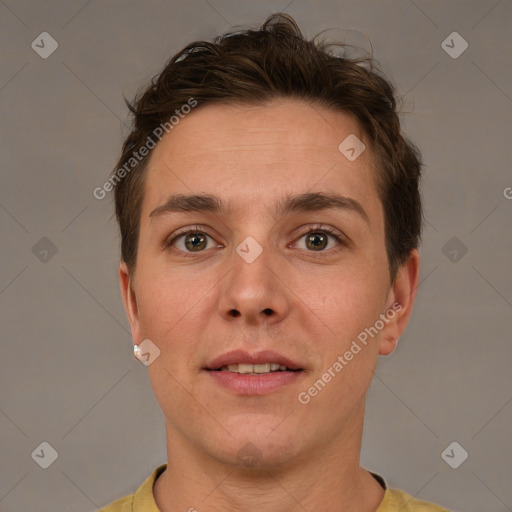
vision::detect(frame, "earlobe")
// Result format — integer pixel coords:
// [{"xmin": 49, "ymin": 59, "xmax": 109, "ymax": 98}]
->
[
  {"xmin": 378, "ymin": 249, "xmax": 420, "ymax": 356},
  {"xmin": 378, "ymin": 333, "xmax": 400, "ymax": 356}
]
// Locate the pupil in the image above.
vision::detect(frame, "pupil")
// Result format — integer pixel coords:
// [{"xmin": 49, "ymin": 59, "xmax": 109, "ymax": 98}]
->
[
  {"xmin": 308, "ymin": 233, "xmax": 326, "ymax": 250},
  {"xmin": 186, "ymin": 233, "xmax": 206, "ymax": 251}
]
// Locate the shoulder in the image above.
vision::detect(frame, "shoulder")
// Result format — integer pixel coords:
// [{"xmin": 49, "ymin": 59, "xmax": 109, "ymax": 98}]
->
[
  {"xmin": 99, "ymin": 494, "xmax": 134, "ymax": 511},
  {"xmin": 378, "ymin": 488, "xmax": 452, "ymax": 511}
]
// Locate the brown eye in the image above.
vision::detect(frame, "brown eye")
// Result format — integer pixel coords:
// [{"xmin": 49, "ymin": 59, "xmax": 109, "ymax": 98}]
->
[
  {"xmin": 166, "ymin": 228, "xmax": 217, "ymax": 253},
  {"xmin": 305, "ymin": 232, "xmax": 329, "ymax": 251},
  {"xmin": 294, "ymin": 226, "xmax": 344, "ymax": 252},
  {"xmin": 184, "ymin": 232, "xmax": 208, "ymax": 251}
]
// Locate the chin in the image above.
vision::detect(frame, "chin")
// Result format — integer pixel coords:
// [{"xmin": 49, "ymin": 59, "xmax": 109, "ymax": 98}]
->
[{"xmin": 209, "ymin": 420, "xmax": 305, "ymax": 470}]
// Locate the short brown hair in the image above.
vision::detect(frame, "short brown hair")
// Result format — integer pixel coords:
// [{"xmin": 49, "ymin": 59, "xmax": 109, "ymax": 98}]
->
[{"xmin": 111, "ymin": 12, "xmax": 423, "ymax": 283}]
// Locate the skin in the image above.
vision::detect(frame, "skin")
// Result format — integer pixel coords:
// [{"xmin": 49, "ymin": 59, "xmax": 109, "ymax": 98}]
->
[{"xmin": 119, "ymin": 98, "xmax": 420, "ymax": 512}]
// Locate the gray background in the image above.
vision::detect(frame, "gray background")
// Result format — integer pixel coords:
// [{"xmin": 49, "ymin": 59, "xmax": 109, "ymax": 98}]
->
[{"xmin": 1, "ymin": 0, "xmax": 511, "ymax": 511}]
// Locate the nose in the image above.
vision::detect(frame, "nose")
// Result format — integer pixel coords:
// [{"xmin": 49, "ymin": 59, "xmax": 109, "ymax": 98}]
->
[{"xmin": 217, "ymin": 239, "xmax": 291, "ymax": 326}]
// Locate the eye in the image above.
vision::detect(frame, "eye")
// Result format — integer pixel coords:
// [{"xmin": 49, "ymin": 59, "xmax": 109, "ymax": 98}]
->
[
  {"xmin": 165, "ymin": 226, "xmax": 219, "ymax": 254},
  {"xmin": 164, "ymin": 224, "xmax": 347, "ymax": 256},
  {"xmin": 293, "ymin": 225, "xmax": 345, "ymax": 252}
]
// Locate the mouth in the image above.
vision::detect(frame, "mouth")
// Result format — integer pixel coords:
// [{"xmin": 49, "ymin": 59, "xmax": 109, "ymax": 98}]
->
[
  {"xmin": 210, "ymin": 363, "xmax": 303, "ymax": 374},
  {"xmin": 205, "ymin": 349, "xmax": 304, "ymax": 372},
  {"xmin": 204, "ymin": 350, "xmax": 305, "ymax": 395}
]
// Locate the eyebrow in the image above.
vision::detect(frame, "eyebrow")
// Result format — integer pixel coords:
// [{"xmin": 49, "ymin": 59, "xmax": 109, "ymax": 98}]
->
[{"xmin": 149, "ymin": 191, "xmax": 369, "ymax": 225}]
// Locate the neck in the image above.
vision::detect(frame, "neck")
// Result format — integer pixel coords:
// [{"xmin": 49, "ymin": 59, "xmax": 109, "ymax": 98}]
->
[{"xmin": 153, "ymin": 402, "xmax": 385, "ymax": 512}]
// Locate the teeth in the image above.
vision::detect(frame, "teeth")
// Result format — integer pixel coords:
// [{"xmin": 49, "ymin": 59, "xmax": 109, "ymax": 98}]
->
[
  {"xmin": 238, "ymin": 364, "xmax": 254, "ymax": 374},
  {"xmin": 219, "ymin": 363, "xmax": 293, "ymax": 373},
  {"xmin": 253, "ymin": 363, "xmax": 270, "ymax": 373}
]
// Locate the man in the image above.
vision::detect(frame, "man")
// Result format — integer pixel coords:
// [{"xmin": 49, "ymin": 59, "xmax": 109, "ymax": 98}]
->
[{"xmin": 101, "ymin": 12, "xmax": 451, "ymax": 512}]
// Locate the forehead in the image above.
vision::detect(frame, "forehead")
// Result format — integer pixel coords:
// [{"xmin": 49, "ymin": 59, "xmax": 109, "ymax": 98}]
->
[{"xmin": 141, "ymin": 98, "xmax": 381, "ymax": 224}]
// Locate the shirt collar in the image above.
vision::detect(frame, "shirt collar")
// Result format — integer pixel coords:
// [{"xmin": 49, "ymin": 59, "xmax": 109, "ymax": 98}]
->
[
  {"xmin": 132, "ymin": 464, "xmax": 388, "ymax": 510},
  {"xmin": 132, "ymin": 463, "xmax": 167, "ymax": 511}
]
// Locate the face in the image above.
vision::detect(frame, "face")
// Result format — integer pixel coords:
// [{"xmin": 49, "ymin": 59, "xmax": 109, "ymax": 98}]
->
[{"xmin": 120, "ymin": 98, "xmax": 419, "ymax": 469}]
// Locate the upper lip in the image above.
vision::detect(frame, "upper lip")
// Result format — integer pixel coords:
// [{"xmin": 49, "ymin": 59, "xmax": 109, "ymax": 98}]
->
[{"xmin": 205, "ymin": 349, "xmax": 303, "ymax": 370}]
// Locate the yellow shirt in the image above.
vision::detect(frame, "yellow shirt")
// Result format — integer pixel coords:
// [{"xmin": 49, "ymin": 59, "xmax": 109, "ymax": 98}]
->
[{"xmin": 100, "ymin": 464, "xmax": 451, "ymax": 511}]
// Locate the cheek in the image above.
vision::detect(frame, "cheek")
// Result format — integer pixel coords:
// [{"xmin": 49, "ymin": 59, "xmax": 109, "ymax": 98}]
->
[
  {"xmin": 302, "ymin": 263, "xmax": 386, "ymax": 406},
  {"xmin": 135, "ymin": 255, "xmax": 202, "ymax": 324},
  {"xmin": 134, "ymin": 266, "xmax": 214, "ymax": 364},
  {"xmin": 301, "ymin": 350, "xmax": 377, "ymax": 429},
  {"xmin": 314, "ymin": 264, "xmax": 387, "ymax": 339},
  {"xmin": 301, "ymin": 276, "xmax": 382, "ymax": 409}
]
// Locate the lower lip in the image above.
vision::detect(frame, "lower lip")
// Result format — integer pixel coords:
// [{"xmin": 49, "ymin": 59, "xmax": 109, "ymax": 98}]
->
[{"xmin": 206, "ymin": 370, "xmax": 304, "ymax": 395}]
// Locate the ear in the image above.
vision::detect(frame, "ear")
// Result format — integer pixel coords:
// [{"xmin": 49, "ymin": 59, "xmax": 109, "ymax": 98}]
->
[
  {"xmin": 378, "ymin": 248, "xmax": 420, "ymax": 356},
  {"xmin": 119, "ymin": 261, "xmax": 143, "ymax": 345}
]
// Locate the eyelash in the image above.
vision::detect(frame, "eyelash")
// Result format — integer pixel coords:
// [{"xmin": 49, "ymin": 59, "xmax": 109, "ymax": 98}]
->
[{"xmin": 164, "ymin": 224, "xmax": 347, "ymax": 257}]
